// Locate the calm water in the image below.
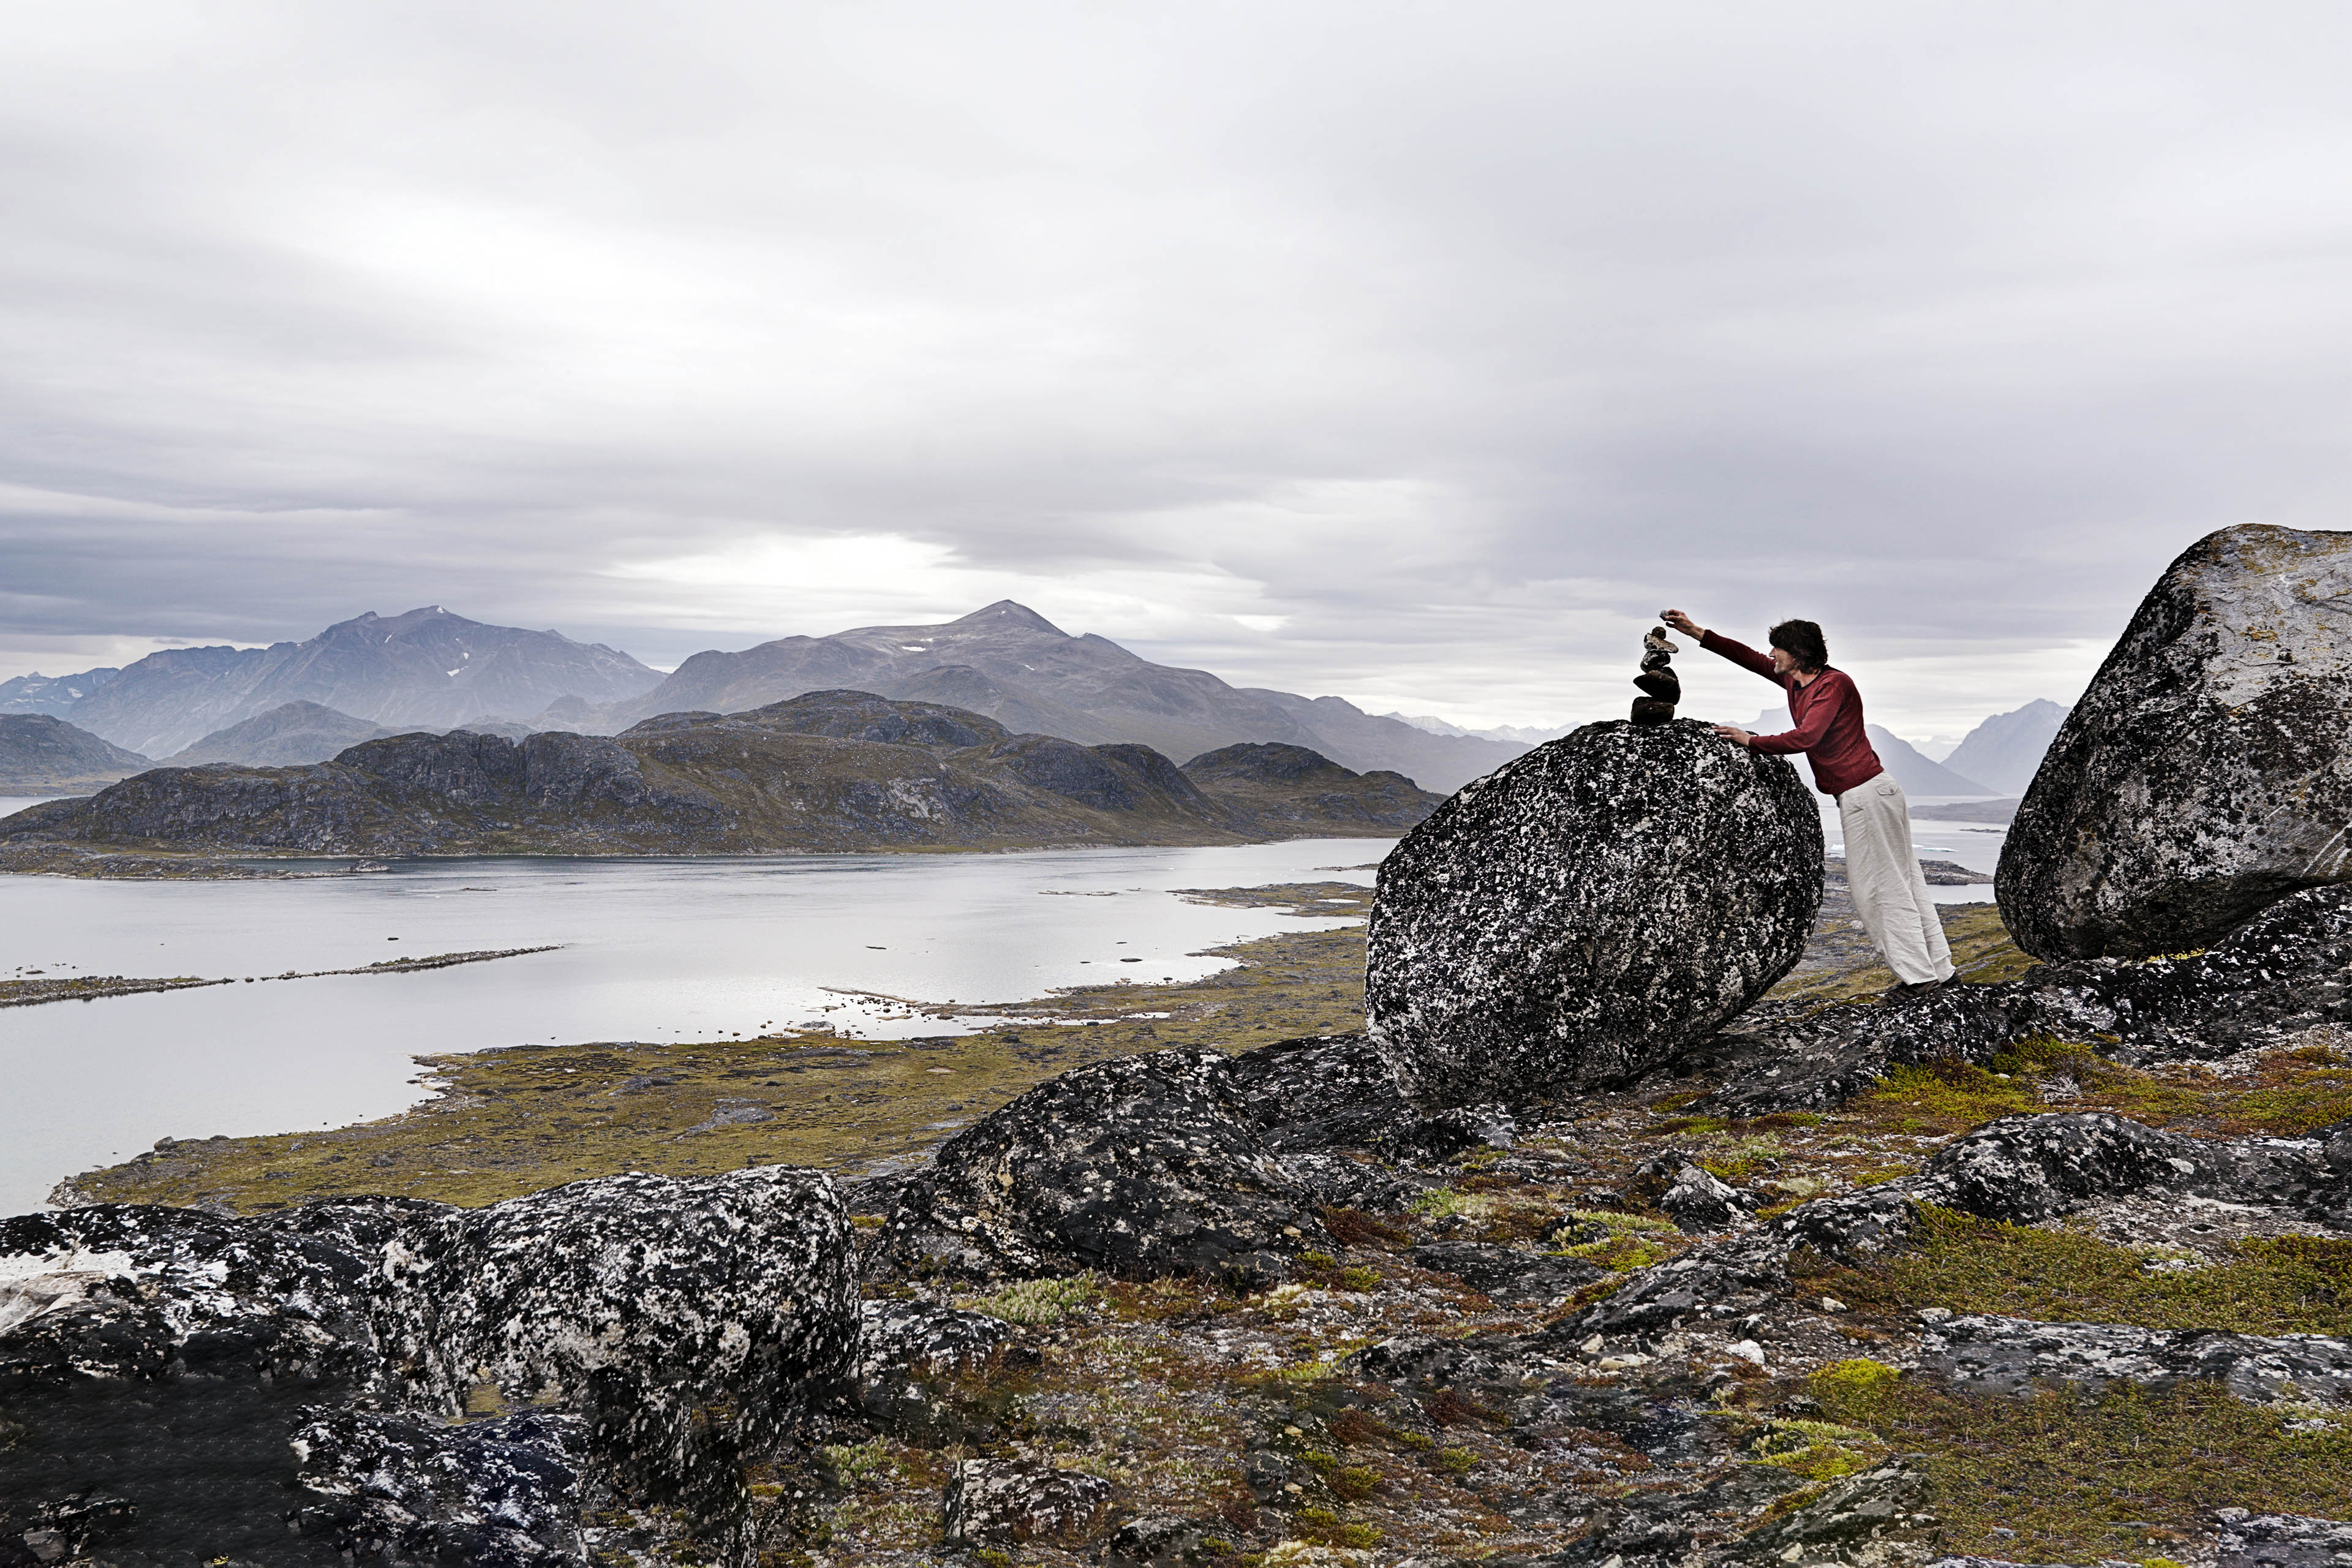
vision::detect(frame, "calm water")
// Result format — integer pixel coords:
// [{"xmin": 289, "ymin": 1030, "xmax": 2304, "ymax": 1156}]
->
[{"xmin": 0, "ymin": 839, "xmax": 1387, "ymax": 1213}]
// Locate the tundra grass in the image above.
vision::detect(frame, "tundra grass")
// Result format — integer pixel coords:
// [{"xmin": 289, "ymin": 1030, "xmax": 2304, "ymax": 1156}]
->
[
  {"xmin": 1804, "ymin": 1371, "xmax": 2352, "ymax": 1561},
  {"xmin": 1807, "ymin": 1203, "xmax": 2352, "ymax": 1337}
]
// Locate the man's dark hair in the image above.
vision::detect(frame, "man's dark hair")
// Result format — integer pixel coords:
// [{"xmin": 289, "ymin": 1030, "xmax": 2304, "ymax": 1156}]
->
[{"xmin": 1768, "ymin": 619, "xmax": 1829, "ymax": 671}]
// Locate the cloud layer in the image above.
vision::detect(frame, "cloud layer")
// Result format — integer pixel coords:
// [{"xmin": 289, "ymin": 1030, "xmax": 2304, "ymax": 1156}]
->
[{"xmin": 6, "ymin": 2, "xmax": 2350, "ymax": 736}]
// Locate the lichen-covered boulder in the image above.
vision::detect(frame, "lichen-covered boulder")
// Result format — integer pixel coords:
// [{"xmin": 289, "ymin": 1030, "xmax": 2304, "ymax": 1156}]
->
[
  {"xmin": 1366, "ymin": 718, "xmax": 1823, "ymax": 1105},
  {"xmin": 2000, "ymin": 524, "xmax": 2352, "ymax": 960},
  {"xmin": 0, "ymin": 1169, "xmax": 859, "ymax": 1562},
  {"xmin": 869, "ymin": 1050, "xmax": 1328, "ymax": 1286},
  {"xmin": 288, "ymin": 1409, "xmax": 589, "ymax": 1567},
  {"xmin": 377, "ymin": 1166, "xmax": 859, "ymax": 1525},
  {"xmin": 0, "ymin": 1203, "xmax": 391, "ymax": 1566}
]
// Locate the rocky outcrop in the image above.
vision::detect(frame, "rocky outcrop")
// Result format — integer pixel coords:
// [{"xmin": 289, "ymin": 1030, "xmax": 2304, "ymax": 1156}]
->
[
  {"xmin": 0, "ymin": 713, "xmax": 150, "ymax": 793},
  {"xmin": 0, "ymin": 1168, "xmax": 858, "ymax": 1563},
  {"xmin": 1920, "ymin": 1314, "xmax": 2352, "ymax": 1405},
  {"xmin": 867, "ymin": 1050, "xmax": 1330, "ymax": 1287},
  {"xmin": 5, "ymin": 692, "xmax": 1433, "ymax": 863},
  {"xmin": 1365, "ymin": 719, "xmax": 1823, "ymax": 1105},
  {"xmin": 1548, "ymin": 1111, "xmax": 2346, "ymax": 1344},
  {"xmin": 2000, "ymin": 524, "xmax": 2352, "ymax": 960},
  {"xmin": 1703, "ymin": 881, "xmax": 2352, "ymax": 1117},
  {"xmin": 941, "ymin": 1458, "xmax": 1118, "ymax": 1548}
]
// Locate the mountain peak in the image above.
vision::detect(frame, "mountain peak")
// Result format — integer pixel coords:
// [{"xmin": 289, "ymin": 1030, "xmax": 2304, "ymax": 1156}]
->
[{"xmin": 950, "ymin": 601, "xmax": 1067, "ymax": 637}]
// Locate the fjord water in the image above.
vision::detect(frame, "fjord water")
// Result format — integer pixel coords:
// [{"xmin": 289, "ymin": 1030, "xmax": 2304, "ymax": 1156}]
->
[
  {"xmin": 0, "ymin": 839, "xmax": 1388, "ymax": 1213},
  {"xmin": 0, "ymin": 791, "xmax": 2009, "ymax": 1215}
]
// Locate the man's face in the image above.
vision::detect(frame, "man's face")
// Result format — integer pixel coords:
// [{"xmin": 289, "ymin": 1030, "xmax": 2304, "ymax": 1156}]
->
[{"xmin": 1770, "ymin": 644, "xmax": 1798, "ymax": 676}]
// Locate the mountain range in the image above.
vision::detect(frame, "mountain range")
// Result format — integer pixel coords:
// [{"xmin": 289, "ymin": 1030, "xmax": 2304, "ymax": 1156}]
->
[
  {"xmin": 13, "ymin": 608, "xmax": 662, "ymax": 759},
  {"xmin": 549, "ymin": 601, "xmax": 1528, "ymax": 792},
  {"xmin": 0, "ymin": 601, "xmax": 2078, "ymax": 802},
  {"xmin": 1943, "ymin": 698, "xmax": 2071, "ymax": 795}
]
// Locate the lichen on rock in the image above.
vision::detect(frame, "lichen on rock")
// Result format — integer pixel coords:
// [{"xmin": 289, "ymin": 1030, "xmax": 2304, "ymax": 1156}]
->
[
  {"xmin": 1366, "ymin": 718, "xmax": 1823, "ymax": 1105},
  {"xmin": 2000, "ymin": 522, "xmax": 2352, "ymax": 960}
]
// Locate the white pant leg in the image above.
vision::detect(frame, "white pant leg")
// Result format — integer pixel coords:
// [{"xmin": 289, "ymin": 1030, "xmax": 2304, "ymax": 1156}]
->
[{"xmin": 1837, "ymin": 774, "xmax": 1954, "ymax": 984}]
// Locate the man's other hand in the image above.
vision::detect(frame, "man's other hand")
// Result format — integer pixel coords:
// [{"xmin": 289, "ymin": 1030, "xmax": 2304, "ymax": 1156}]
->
[
  {"xmin": 1662, "ymin": 609, "xmax": 1703, "ymax": 639},
  {"xmin": 1713, "ymin": 725, "xmax": 1753, "ymax": 746}
]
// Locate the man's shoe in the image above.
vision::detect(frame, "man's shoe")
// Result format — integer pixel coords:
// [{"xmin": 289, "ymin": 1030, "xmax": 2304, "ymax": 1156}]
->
[{"xmin": 1882, "ymin": 979, "xmax": 1948, "ymax": 1005}]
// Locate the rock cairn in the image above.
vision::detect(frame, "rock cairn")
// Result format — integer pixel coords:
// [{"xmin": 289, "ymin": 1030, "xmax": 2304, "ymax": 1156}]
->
[{"xmin": 1631, "ymin": 625, "xmax": 1681, "ymax": 725}]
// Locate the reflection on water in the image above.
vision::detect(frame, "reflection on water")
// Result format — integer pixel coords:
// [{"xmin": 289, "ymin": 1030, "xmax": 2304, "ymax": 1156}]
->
[{"xmin": 0, "ymin": 840, "xmax": 1389, "ymax": 1213}]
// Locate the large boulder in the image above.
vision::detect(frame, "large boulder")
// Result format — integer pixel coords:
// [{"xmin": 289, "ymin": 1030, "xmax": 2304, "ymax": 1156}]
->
[
  {"xmin": 0, "ymin": 1168, "xmax": 859, "ymax": 1562},
  {"xmin": 1999, "ymin": 524, "xmax": 2352, "ymax": 959},
  {"xmin": 1365, "ymin": 718, "xmax": 1822, "ymax": 1105}
]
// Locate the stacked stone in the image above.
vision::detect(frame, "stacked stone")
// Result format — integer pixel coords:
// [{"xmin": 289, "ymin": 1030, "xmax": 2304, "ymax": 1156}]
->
[{"xmin": 1630, "ymin": 626, "xmax": 1680, "ymax": 725}]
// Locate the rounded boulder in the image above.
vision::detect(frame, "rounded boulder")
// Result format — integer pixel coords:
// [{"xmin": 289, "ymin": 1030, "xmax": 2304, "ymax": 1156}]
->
[
  {"xmin": 1365, "ymin": 718, "xmax": 1822, "ymax": 1104},
  {"xmin": 1999, "ymin": 524, "xmax": 2352, "ymax": 959}
]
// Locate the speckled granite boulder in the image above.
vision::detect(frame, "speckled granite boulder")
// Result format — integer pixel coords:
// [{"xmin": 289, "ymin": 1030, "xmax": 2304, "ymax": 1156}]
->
[
  {"xmin": 2000, "ymin": 524, "xmax": 2352, "ymax": 960},
  {"xmin": 0, "ymin": 1204, "xmax": 389, "ymax": 1565},
  {"xmin": 869, "ymin": 1049, "xmax": 1328, "ymax": 1286},
  {"xmin": 1366, "ymin": 719, "xmax": 1823, "ymax": 1105},
  {"xmin": 941, "ymin": 1458, "xmax": 1118, "ymax": 1547},
  {"xmin": 0, "ymin": 1169, "xmax": 859, "ymax": 1562},
  {"xmin": 288, "ymin": 1408, "xmax": 589, "ymax": 1567},
  {"xmin": 377, "ymin": 1166, "xmax": 859, "ymax": 1524}
]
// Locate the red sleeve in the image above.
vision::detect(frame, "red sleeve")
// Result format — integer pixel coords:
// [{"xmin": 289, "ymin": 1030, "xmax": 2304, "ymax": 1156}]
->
[
  {"xmin": 1699, "ymin": 629, "xmax": 1787, "ymax": 685},
  {"xmin": 1747, "ymin": 673, "xmax": 1845, "ymax": 755}
]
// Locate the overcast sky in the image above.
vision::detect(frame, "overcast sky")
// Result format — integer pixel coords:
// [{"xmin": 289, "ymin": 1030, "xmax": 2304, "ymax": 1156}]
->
[{"xmin": 5, "ymin": 2, "xmax": 2349, "ymax": 742}]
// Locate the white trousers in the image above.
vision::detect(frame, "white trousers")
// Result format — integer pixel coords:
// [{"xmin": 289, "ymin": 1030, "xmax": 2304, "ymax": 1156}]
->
[{"xmin": 1837, "ymin": 772, "xmax": 1954, "ymax": 986}]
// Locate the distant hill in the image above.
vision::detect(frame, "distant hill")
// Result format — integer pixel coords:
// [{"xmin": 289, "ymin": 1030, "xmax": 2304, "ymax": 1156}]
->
[
  {"xmin": 0, "ymin": 715, "xmax": 151, "ymax": 794},
  {"xmin": 1944, "ymin": 698, "xmax": 2071, "ymax": 795},
  {"xmin": 5, "ymin": 690, "xmax": 1445, "ymax": 858},
  {"xmin": 1741, "ymin": 708, "xmax": 1995, "ymax": 796},
  {"xmin": 558, "ymin": 601, "xmax": 1526, "ymax": 793},
  {"xmin": 43, "ymin": 607, "xmax": 662, "ymax": 758},
  {"xmin": 163, "ymin": 702, "xmax": 402, "ymax": 767},
  {"xmin": 0, "ymin": 668, "xmax": 120, "ymax": 718}
]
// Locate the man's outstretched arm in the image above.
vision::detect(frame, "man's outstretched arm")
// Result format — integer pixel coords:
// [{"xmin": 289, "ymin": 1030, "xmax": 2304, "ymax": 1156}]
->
[{"xmin": 1663, "ymin": 608, "xmax": 1777, "ymax": 680}]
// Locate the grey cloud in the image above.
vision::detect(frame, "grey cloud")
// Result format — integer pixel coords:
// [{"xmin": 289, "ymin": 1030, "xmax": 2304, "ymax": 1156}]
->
[{"xmin": 3, "ymin": 2, "xmax": 2349, "ymax": 733}]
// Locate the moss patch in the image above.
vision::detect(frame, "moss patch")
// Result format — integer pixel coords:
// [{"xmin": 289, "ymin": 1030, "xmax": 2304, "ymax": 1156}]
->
[{"xmin": 1811, "ymin": 1204, "xmax": 2352, "ymax": 1337}]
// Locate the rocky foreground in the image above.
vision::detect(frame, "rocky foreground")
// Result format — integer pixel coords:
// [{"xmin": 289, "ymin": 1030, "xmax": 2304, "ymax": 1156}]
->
[
  {"xmin": 0, "ymin": 692, "xmax": 1442, "ymax": 869},
  {"xmin": 12, "ymin": 872, "xmax": 2352, "ymax": 1567}
]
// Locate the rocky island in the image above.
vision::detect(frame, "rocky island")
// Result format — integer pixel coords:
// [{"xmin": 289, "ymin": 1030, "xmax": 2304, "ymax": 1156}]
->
[
  {"xmin": 0, "ymin": 690, "xmax": 1444, "ymax": 870},
  {"xmin": 11, "ymin": 525, "xmax": 2352, "ymax": 1567}
]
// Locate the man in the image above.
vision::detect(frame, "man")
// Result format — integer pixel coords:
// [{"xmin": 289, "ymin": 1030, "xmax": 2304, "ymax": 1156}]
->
[{"xmin": 1660, "ymin": 609, "xmax": 1954, "ymax": 998}]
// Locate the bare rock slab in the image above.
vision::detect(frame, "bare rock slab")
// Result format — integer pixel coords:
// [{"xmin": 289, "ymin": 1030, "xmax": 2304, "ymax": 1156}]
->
[
  {"xmin": 2001, "ymin": 524, "xmax": 2352, "ymax": 959},
  {"xmin": 1366, "ymin": 718, "xmax": 1822, "ymax": 1105}
]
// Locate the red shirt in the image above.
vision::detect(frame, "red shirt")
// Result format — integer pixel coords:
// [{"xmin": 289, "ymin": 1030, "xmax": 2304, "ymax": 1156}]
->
[{"xmin": 1698, "ymin": 630, "xmax": 1885, "ymax": 797}]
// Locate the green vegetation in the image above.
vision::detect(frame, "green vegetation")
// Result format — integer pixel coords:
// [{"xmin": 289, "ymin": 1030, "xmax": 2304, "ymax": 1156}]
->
[
  {"xmin": 1812, "ymin": 1204, "xmax": 2352, "ymax": 1336},
  {"xmin": 1852, "ymin": 1379, "xmax": 2352, "ymax": 1559}
]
